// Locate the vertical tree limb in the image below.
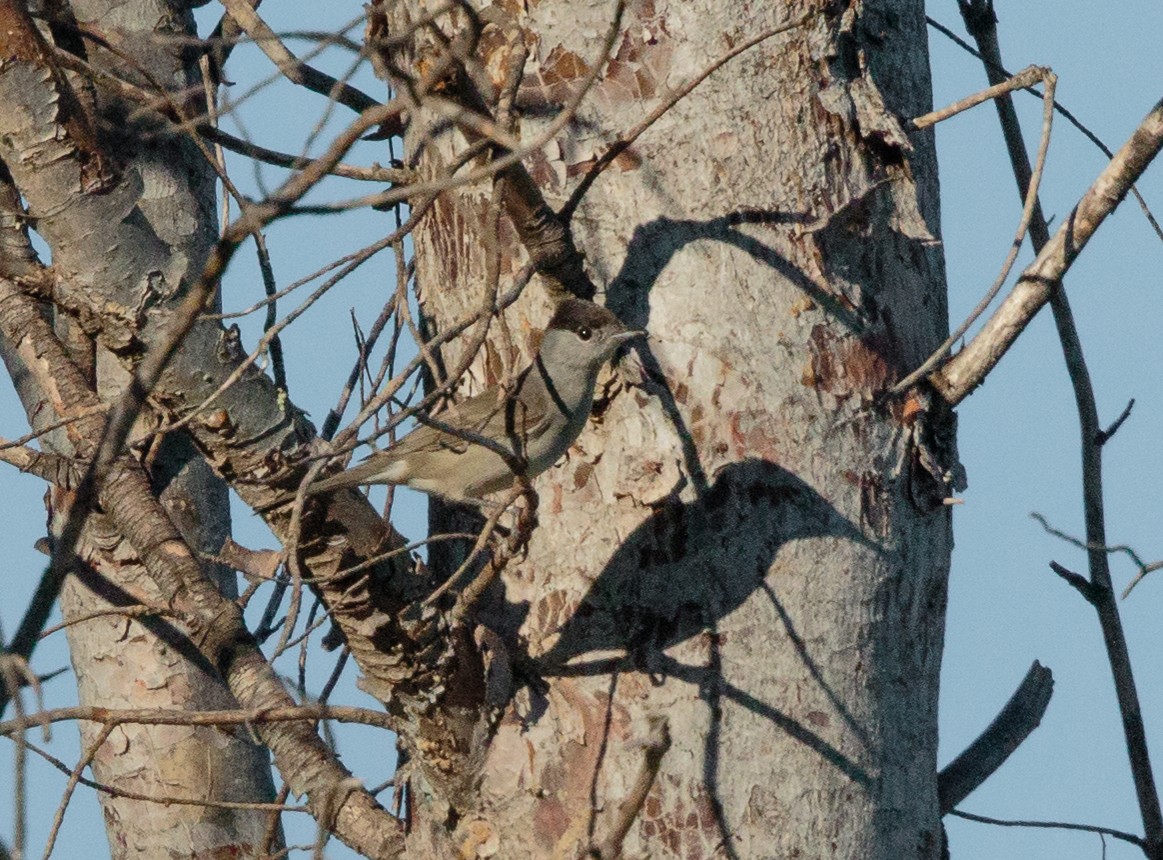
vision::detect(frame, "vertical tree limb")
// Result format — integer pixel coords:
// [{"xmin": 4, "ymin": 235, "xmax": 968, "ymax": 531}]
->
[{"xmin": 950, "ymin": 4, "xmax": 1163, "ymax": 855}]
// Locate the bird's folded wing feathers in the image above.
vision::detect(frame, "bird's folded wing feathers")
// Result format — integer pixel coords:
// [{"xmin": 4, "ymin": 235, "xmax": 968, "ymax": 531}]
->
[
  {"xmin": 392, "ymin": 387, "xmax": 552, "ymax": 458},
  {"xmin": 259, "ymin": 386, "xmax": 555, "ymax": 509}
]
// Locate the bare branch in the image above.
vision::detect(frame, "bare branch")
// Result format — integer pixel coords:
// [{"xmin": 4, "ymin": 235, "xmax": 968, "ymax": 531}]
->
[
  {"xmin": 1121, "ymin": 560, "xmax": 1163, "ymax": 600},
  {"xmin": 911, "ymin": 64, "xmax": 1048, "ymax": 129},
  {"xmin": 931, "ymin": 96, "xmax": 1163, "ymax": 404},
  {"xmin": 950, "ymin": 808, "xmax": 1146, "ymax": 850},
  {"xmin": 38, "ymin": 604, "xmax": 175, "ymax": 640},
  {"xmin": 451, "ymin": 479, "xmax": 538, "ymax": 623},
  {"xmin": 42, "ymin": 723, "xmax": 114, "ymax": 859},
  {"xmin": 892, "ymin": 66, "xmax": 1056, "ymax": 395},
  {"xmin": 937, "ymin": 661, "xmax": 1054, "ymax": 813},
  {"xmin": 588, "ymin": 717, "xmax": 672, "ymax": 860},
  {"xmin": 0, "ymin": 702, "xmax": 394, "ymax": 738},
  {"xmin": 951, "ymin": 5, "xmax": 1163, "ymax": 850}
]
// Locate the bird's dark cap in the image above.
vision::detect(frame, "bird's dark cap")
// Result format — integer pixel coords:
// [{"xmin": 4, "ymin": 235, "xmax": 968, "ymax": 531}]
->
[{"xmin": 547, "ymin": 298, "xmax": 626, "ymax": 335}]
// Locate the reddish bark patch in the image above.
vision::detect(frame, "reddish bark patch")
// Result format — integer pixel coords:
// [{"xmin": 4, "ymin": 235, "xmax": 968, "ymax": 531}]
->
[
  {"xmin": 536, "ymin": 45, "xmax": 591, "ymax": 104},
  {"xmin": 531, "ymin": 794, "xmax": 571, "ymax": 848},
  {"xmin": 806, "ymin": 709, "xmax": 831, "ymax": 728},
  {"xmin": 641, "ymin": 777, "xmax": 724, "ymax": 860},
  {"xmin": 527, "ymin": 147, "xmax": 564, "ymax": 193},
  {"xmin": 801, "ymin": 325, "xmax": 893, "ymax": 398}
]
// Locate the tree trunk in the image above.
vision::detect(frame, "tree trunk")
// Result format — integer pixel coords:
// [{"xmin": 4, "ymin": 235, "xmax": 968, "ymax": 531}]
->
[
  {"xmin": 0, "ymin": 0, "xmax": 278, "ymax": 855},
  {"xmin": 391, "ymin": 0, "xmax": 953, "ymax": 857}
]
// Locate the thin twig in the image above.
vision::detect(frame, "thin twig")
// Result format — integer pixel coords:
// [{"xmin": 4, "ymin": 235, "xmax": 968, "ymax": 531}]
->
[
  {"xmin": 254, "ymin": 231, "xmax": 288, "ymax": 392},
  {"xmin": 452, "ymin": 480, "xmax": 538, "ymax": 624},
  {"xmin": 322, "ymin": 294, "xmax": 399, "ymax": 441},
  {"xmin": 423, "ymin": 484, "xmax": 523, "ymax": 609},
  {"xmin": 925, "ymin": 14, "xmax": 1163, "ymax": 245},
  {"xmin": 41, "ymin": 723, "xmax": 114, "ymax": 860},
  {"xmin": 911, "ymin": 64, "xmax": 1048, "ymax": 129},
  {"xmin": 1120, "ymin": 560, "xmax": 1163, "ymax": 601},
  {"xmin": 589, "ymin": 717, "xmax": 671, "ymax": 860},
  {"xmin": 950, "ymin": 808, "xmax": 1145, "ymax": 850},
  {"xmin": 0, "ymin": 406, "xmax": 107, "ymax": 451},
  {"xmin": 202, "ymin": 127, "xmax": 413, "ymax": 182},
  {"xmin": 0, "ymin": 703, "xmax": 394, "ymax": 738},
  {"xmin": 19, "ymin": 737, "xmax": 307, "ymax": 813},
  {"xmin": 38, "ymin": 604, "xmax": 173, "ymax": 640},
  {"xmin": 891, "ymin": 66, "xmax": 1055, "ymax": 395},
  {"xmin": 1032, "ymin": 512, "xmax": 1163, "ymax": 599},
  {"xmin": 0, "ymin": 654, "xmax": 33, "ymax": 860}
]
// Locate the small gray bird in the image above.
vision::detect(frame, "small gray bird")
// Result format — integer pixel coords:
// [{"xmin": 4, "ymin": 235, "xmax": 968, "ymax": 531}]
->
[{"xmin": 280, "ymin": 299, "xmax": 642, "ymax": 505}]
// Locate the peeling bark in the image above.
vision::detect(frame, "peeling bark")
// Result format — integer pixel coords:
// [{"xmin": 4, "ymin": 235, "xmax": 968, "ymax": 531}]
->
[{"xmin": 386, "ymin": 1, "xmax": 952, "ymax": 857}]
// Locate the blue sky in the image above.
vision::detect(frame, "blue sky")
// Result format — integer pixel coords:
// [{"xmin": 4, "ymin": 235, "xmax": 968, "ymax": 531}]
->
[
  {"xmin": 932, "ymin": 4, "xmax": 1163, "ymax": 858},
  {"xmin": 2, "ymin": 3, "xmax": 1162, "ymax": 858}
]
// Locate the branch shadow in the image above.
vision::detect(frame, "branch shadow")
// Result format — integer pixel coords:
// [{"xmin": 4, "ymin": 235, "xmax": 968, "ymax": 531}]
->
[
  {"xmin": 542, "ymin": 461, "xmax": 876, "ymax": 665},
  {"xmin": 602, "ymin": 210, "xmax": 870, "ymax": 339}
]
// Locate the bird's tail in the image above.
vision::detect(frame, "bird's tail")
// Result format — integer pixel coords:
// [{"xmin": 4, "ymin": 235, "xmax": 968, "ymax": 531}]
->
[{"xmin": 253, "ymin": 453, "xmax": 404, "ymax": 514}]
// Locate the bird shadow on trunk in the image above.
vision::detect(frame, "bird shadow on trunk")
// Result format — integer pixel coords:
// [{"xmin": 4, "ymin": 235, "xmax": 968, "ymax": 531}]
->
[
  {"xmin": 536, "ymin": 459, "xmax": 876, "ymax": 693},
  {"xmin": 531, "ymin": 202, "xmax": 894, "ymax": 850},
  {"xmin": 521, "ymin": 459, "xmax": 879, "ymax": 858}
]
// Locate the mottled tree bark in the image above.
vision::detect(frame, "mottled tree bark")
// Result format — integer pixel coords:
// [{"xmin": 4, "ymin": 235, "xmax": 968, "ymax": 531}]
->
[
  {"xmin": 390, "ymin": 1, "xmax": 953, "ymax": 857},
  {"xmin": 0, "ymin": 0, "xmax": 278, "ymax": 855}
]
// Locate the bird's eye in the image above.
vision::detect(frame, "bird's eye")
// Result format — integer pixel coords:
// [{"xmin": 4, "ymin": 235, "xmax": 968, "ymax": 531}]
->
[{"xmin": 577, "ymin": 326, "xmax": 592, "ymax": 341}]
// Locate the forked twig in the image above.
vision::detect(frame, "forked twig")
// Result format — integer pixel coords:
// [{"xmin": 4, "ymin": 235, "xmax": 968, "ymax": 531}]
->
[{"xmin": 891, "ymin": 65, "xmax": 1055, "ymax": 395}]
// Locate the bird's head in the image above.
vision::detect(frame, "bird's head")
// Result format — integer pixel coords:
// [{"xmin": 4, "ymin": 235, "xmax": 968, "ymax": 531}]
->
[{"xmin": 538, "ymin": 298, "xmax": 643, "ymax": 375}]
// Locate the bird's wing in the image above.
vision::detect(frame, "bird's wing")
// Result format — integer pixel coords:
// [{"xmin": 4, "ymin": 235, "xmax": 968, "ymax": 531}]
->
[
  {"xmin": 259, "ymin": 385, "xmax": 555, "ymax": 507},
  {"xmin": 390, "ymin": 385, "xmax": 553, "ymax": 459}
]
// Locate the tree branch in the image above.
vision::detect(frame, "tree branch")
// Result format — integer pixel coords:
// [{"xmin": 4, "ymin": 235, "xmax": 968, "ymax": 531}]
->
[
  {"xmin": 215, "ymin": 0, "xmax": 387, "ymax": 125},
  {"xmin": 937, "ymin": 661, "xmax": 1053, "ymax": 814},
  {"xmin": 952, "ymin": 5, "xmax": 1163, "ymax": 854},
  {"xmin": 589, "ymin": 717, "xmax": 671, "ymax": 860},
  {"xmin": 951, "ymin": 808, "xmax": 1146, "ymax": 850},
  {"xmin": 892, "ymin": 66, "xmax": 1055, "ymax": 395},
  {"xmin": 0, "ymin": 702, "xmax": 394, "ymax": 738},
  {"xmin": 930, "ymin": 94, "xmax": 1163, "ymax": 404}
]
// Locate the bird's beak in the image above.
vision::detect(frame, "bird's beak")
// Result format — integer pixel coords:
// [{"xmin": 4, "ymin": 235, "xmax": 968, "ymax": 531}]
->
[{"xmin": 611, "ymin": 329, "xmax": 646, "ymax": 345}]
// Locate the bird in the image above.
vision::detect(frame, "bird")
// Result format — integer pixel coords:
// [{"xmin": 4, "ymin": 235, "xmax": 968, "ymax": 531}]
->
[{"xmin": 270, "ymin": 298, "xmax": 643, "ymax": 507}]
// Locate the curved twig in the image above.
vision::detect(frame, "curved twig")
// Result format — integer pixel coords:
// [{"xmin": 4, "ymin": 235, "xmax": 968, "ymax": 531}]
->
[{"xmin": 891, "ymin": 66, "xmax": 1055, "ymax": 395}]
